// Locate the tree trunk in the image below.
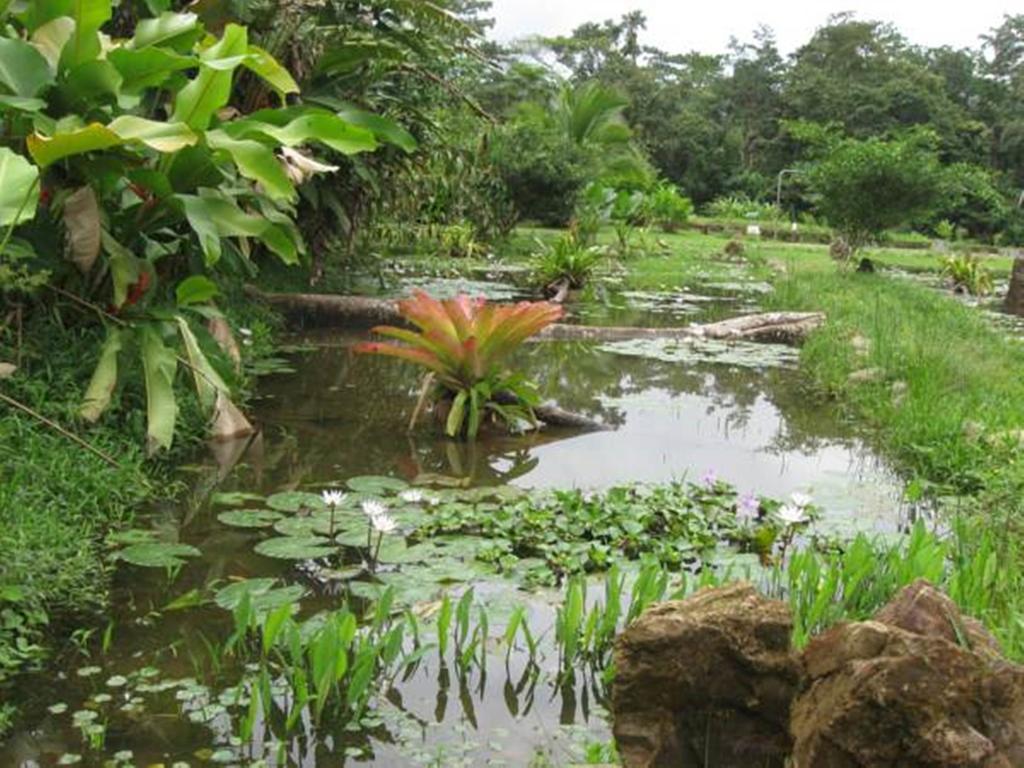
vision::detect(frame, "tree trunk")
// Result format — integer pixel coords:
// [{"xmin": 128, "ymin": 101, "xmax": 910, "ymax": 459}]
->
[{"xmin": 1006, "ymin": 254, "xmax": 1024, "ymax": 317}]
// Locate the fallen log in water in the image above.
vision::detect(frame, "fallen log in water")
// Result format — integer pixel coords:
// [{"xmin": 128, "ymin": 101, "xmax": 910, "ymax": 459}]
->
[{"xmin": 247, "ymin": 287, "xmax": 825, "ymax": 345}]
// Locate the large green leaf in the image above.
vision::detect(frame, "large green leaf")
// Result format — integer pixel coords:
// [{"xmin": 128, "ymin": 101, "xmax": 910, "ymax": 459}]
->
[
  {"xmin": 29, "ymin": 17, "xmax": 74, "ymax": 71},
  {"xmin": 171, "ymin": 23, "xmax": 247, "ymax": 130},
  {"xmin": 335, "ymin": 106, "xmax": 416, "ymax": 153},
  {"xmin": 108, "ymin": 46, "xmax": 195, "ymax": 93},
  {"xmin": 79, "ymin": 328, "xmax": 122, "ymax": 422},
  {"xmin": 27, "ymin": 115, "xmax": 197, "ymax": 166},
  {"xmin": 63, "ymin": 0, "xmax": 112, "ymax": 69},
  {"xmin": 179, "ymin": 193, "xmax": 298, "ymax": 266},
  {"xmin": 175, "ymin": 274, "xmax": 219, "ymax": 306},
  {"xmin": 0, "ymin": 147, "xmax": 39, "ymax": 227},
  {"xmin": 227, "ymin": 109, "xmax": 378, "ymax": 155},
  {"xmin": 244, "ymin": 45, "xmax": 299, "ymax": 98},
  {"xmin": 139, "ymin": 325, "xmax": 178, "ymax": 453},
  {"xmin": 133, "ymin": 11, "xmax": 201, "ymax": 49},
  {"xmin": 101, "ymin": 231, "xmax": 142, "ymax": 307},
  {"xmin": 206, "ymin": 130, "xmax": 294, "ymax": 200},
  {"xmin": 0, "ymin": 37, "xmax": 53, "ymax": 96},
  {"xmin": 216, "ymin": 509, "xmax": 283, "ymax": 529},
  {"xmin": 175, "ymin": 315, "xmax": 228, "ymax": 409}
]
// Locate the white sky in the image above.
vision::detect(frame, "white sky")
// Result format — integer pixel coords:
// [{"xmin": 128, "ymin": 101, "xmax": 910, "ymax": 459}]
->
[{"xmin": 488, "ymin": 1, "xmax": 1013, "ymax": 56}]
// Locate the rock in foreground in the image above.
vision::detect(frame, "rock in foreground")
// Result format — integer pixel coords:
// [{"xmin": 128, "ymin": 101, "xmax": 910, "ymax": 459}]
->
[
  {"xmin": 612, "ymin": 582, "xmax": 799, "ymax": 767},
  {"xmin": 791, "ymin": 579, "xmax": 1024, "ymax": 767}
]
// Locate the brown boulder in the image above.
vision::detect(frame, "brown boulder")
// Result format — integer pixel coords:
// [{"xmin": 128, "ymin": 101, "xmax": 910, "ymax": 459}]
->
[
  {"xmin": 612, "ymin": 582, "xmax": 800, "ymax": 768},
  {"xmin": 792, "ymin": 580, "xmax": 1024, "ymax": 767}
]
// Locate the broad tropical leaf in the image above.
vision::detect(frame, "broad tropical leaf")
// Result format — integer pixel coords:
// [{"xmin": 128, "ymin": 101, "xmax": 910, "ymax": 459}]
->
[
  {"xmin": 175, "ymin": 315, "xmax": 228, "ymax": 409},
  {"xmin": 206, "ymin": 130, "xmax": 294, "ymax": 200},
  {"xmin": 244, "ymin": 45, "xmax": 299, "ymax": 98},
  {"xmin": 179, "ymin": 193, "xmax": 298, "ymax": 265},
  {"xmin": 0, "ymin": 36, "xmax": 52, "ymax": 96},
  {"xmin": 225, "ymin": 108, "xmax": 378, "ymax": 155},
  {"xmin": 133, "ymin": 11, "xmax": 201, "ymax": 50},
  {"xmin": 30, "ymin": 17, "xmax": 75, "ymax": 70},
  {"xmin": 171, "ymin": 23, "xmax": 248, "ymax": 130},
  {"xmin": 0, "ymin": 147, "xmax": 38, "ymax": 226},
  {"xmin": 79, "ymin": 329, "xmax": 123, "ymax": 422},
  {"xmin": 27, "ymin": 116, "xmax": 197, "ymax": 166},
  {"xmin": 139, "ymin": 325, "xmax": 178, "ymax": 453},
  {"xmin": 108, "ymin": 46, "xmax": 195, "ymax": 93}
]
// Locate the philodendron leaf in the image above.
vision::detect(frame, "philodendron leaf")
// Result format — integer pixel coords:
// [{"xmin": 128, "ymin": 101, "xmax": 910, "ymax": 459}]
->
[
  {"xmin": 175, "ymin": 315, "xmax": 228, "ymax": 409},
  {"xmin": 0, "ymin": 36, "xmax": 53, "ymax": 96},
  {"xmin": 107, "ymin": 46, "xmax": 195, "ymax": 93},
  {"xmin": 0, "ymin": 147, "xmax": 39, "ymax": 227},
  {"xmin": 30, "ymin": 17, "xmax": 75, "ymax": 71},
  {"xmin": 179, "ymin": 193, "xmax": 298, "ymax": 266},
  {"xmin": 115, "ymin": 542, "xmax": 200, "ymax": 568},
  {"xmin": 139, "ymin": 325, "xmax": 178, "ymax": 453},
  {"xmin": 175, "ymin": 275, "xmax": 219, "ymax": 306},
  {"xmin": 243, "ymin": 45, "xmax": 299, "ymax": 98},
  {"xmin": 254, "ymin": 536, "xmax": 336, "ymax": 561},
  {"xmin": 171, "ymin": 23, "xmax": 248, "ymax": 130},
  {"xmin": 133, "ymin": 11, "xmax": 201, "ymax": 50},
  {"xmin": 63, "ymin": 186, "xmax": 101, "ymax": 273},
  {"xmin": 225, "ymin": 108, "xmax": 378, "ymax": 155},
  {"xmin": 27, "ymin": 116, "xmax": 197, "ymax": 167},
  {"xmin": 80, "ymin": 329, "xmax": 123, "ymax": 422},
  {"xmin": 62, "ymin": 0, "xmax": 112, "ymax": 69},
  {"xmin": 206, "ymin": 130, "xmax": 294, "ymax": 200}
]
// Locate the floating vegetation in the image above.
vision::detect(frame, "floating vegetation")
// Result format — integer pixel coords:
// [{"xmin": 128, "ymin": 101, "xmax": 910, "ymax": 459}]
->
[{"xmin": 597, "ymin": 336, "xmax": 800, "ymax": 369}]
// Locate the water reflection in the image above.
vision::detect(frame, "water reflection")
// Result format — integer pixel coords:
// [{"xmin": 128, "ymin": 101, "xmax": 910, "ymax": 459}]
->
[{"xmin": 249, "ymin": 333, "xmax": 903, "ymax": 532}]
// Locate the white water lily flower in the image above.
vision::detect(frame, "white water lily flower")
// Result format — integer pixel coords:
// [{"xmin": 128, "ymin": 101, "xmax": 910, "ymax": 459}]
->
[
  {"xmin": 361, "ymin": 500, "xmax": 388, "ymax": 519},
  {"xmin": 322, "ymin": 490, "xmax": 346, "ymax": 507},
  {"xmin": 777, "ymin": 504, "xmax": 809, "ymax": 526},
  {"xmin": 399, "ymin": 489, "xmax": 424, "ymax": 504},
  {"xmin": 790, "ymin": 492, "xmax": 813, "ymax": 509},
  {"xmin": 370, "ymin": 513, "xmax": 399, "ymax": 534},
  {"xmin": 279, "ymin": 147, "xmax": 340, "ymax": 186}
]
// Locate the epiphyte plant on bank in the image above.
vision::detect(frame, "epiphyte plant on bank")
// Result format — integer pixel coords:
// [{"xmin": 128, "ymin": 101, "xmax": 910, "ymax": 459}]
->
[
  {"xmin": 355, "ymin": 291, "xmax": 563, "ymax": 439},
  {"xmin": 0, "ymin": 0, "xmax": 414, "ymax": 451}
]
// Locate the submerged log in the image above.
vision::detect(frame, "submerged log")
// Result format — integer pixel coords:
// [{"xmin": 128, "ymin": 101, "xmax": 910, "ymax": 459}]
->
[{"xmin": 248, "ymin": 287, "xmax": 825, "ymax": 345}]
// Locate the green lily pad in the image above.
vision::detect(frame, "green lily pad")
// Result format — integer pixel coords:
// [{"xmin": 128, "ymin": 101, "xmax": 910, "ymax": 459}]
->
[
  {"xmin": 106, "ymin": 529, "xmax": 158, "ymax": 546},
  {"xmin": 211, "ymin": 491, "xmax": 265, "ymax": 507},
  {"xmin": 214, "ymin": 578, "xmax": 307, "ymax": 612},
  {"xmin": 254, "ymin": 536, "xmax": 336, "ymax": 560},
  {"xmin": 217, "ymin": 509, "xmax": 284, "ymax": 529},
  {"xmin": 274, "ymin": 510, "xmax": 362, "ymax": 537},
  {"xmin": 335, "ymin": 527, "xmax": 373, "ymax": 548},
  {"xmin": 266, "ymin": 491, "xmax": 326, "ymax": 513},
  {"xmin": 115, "ymin": 542, "xmax": 201, "ymax": 568},
  {"xmin": 345, "ymin": 475, "xmax": 409, "ymax": 495}
]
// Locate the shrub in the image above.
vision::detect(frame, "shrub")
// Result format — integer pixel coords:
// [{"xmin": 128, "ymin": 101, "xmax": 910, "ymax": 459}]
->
[{"xmin": 648, "ymin": 183, "xmax": 694, "ymax": 232}]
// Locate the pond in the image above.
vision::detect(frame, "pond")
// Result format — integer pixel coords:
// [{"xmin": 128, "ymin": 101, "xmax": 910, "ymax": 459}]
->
[{"xmin": 1, "ymin": 291, "xmax": 909, "ymax": 768}]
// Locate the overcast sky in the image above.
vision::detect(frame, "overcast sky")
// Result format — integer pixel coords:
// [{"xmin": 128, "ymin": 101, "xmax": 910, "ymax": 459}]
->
[{"xmin": 488, "ymin": 1, "xmax": 1012, "ymax": 56}]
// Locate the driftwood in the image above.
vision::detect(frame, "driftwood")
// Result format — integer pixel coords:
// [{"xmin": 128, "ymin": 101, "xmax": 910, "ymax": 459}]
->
[{"xmin": 248, "ymin": 287, "xmax": 825, "ymax": 345}]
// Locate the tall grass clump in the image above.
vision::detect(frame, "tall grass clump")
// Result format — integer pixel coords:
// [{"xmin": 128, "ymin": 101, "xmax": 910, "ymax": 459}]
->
[{"xmin": 767, "ymin": 271, "xmax": 1024, "ymax": 502}]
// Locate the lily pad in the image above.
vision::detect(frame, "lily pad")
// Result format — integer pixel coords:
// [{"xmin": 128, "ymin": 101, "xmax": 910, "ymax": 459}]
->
[
  {"xmin": 211, "ymin": 491, "xmax": 265, "ymax": 507},
  {"xmin": 254, "ymin": 536, "xmax": 336, "ymax": 560},
  {"xmin": 214, "ymin": 578, "xmax": 307, "ymax": 612},
  {"xmin": 266, "ymin": 491, "xmax": 326, "ymax": 513},
  {"xmin": 345, "ymin": 475, "xmax": 409, "ymax": 495},
  {"xmin": 274, "ymin": 510, "xmax": 362, "ymax": 537},
  {"xmin": 217, "ymin": 509, "xmax": 284, "ymax": 529},
  {"xmin": 597, "ymin": 337, "xmax": 799, "ymax": 369},
  {"xmin": 115, "ymin": 542, "xmax": 201, "ymax": 568}
]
